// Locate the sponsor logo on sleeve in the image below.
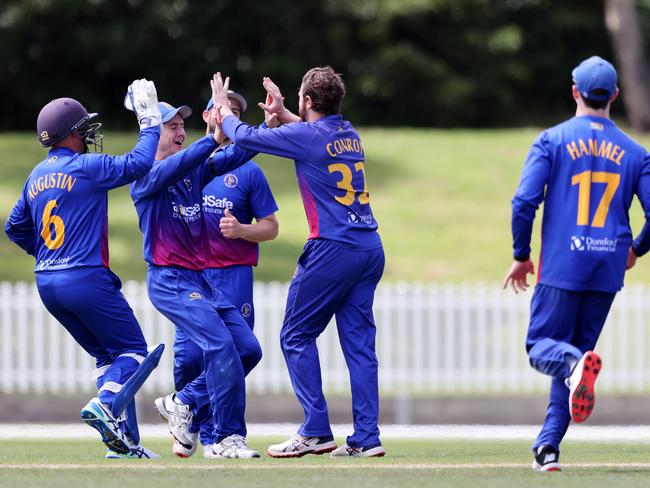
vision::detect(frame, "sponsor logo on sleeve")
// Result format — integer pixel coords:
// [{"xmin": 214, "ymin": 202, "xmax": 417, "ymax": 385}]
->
[
  {"xmin": 188, "ymin": 292, "xmax": 202, "ymax": 300},
  {"xmin": 241, "ymin": 303, "xmax": 252, "ymax": 317}
]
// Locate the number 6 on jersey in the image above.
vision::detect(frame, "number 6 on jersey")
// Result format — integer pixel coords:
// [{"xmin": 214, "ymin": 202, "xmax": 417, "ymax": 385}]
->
[{"xmin": 41, "ymin": 199, "xmax": 65, "ymax": 250}]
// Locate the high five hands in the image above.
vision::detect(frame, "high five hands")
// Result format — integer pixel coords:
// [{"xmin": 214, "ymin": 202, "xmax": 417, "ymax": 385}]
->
[
  {"xmin": 209, "ymin": 72, "xmax": 231, "ymax": 143},
  {"xmin": 258, "ymin": 77, "xmax": 300, "ymax": 125}
]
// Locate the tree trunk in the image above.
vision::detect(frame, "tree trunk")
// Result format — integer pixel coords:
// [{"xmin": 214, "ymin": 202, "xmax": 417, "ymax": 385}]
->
[{"xmin": 604, "ymin": 0, "xmax": 650, "ymax": 132}]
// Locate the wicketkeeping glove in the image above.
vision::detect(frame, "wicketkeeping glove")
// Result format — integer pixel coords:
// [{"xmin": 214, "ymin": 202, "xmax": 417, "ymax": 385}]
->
[{"xmin": 124, "ymin": 78, "xmax": 162, "ymax": 129}]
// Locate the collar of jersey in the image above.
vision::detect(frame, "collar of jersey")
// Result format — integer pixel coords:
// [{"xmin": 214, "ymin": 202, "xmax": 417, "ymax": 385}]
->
[
  {"xmin": 575, "ymin": 115, "xmax": 615, "ymax": 127},
  {"xmin": 48, "ymin": 147, "xmax": 78, "ymax": 156}
]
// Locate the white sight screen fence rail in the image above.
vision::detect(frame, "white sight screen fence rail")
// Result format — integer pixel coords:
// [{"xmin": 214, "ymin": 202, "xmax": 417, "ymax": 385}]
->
[{"xmin": 1, "ymin": 281, "xmax": 650, "ymax": 396}]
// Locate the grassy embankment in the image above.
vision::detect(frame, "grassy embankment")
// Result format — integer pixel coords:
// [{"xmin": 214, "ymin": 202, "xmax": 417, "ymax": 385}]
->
[{"xmin": 2, "ymin": 129, "xmax": 648, "ymax": 283}]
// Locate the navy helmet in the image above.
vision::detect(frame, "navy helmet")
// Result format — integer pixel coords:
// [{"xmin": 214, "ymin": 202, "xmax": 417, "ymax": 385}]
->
[{"xmin": 37, "ymin": 98, "xmax": 103, "ymax": 152}]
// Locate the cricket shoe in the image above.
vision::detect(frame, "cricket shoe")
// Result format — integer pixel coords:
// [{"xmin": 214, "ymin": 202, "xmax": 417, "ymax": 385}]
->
[
  {"xmin": 267, "ymin": 434, "xmax": 337, "ymax": 458},
  {"xmin": 203, "ymin": 444, "xmax": 215, "ymax": 458},
  {"xmin": 80, "ymin": 398, "xmax": 131, "ymax": 455},
  {"xmin": 106, "ymin": 445, "xmax": 161, "ymax": 459},
  {"xmin": 154, "ymin": 394, "xmax": 198, "ymax": 457},
  {"xmin": 531, "ymin": 445, "xmax": 561, "ymax": 472},
  {"xmin": 330, "ymin": 443, "xmax": 385, "ymax": 458},
  {"xmin": 568, "ymin": 351, "xmax": 602, "ymax": 423},
  {"xmin": 205, "ymin": 435, "xmax": 260, "ymax": 459}
]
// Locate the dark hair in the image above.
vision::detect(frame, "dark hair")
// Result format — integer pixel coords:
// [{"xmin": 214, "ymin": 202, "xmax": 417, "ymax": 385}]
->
[
  {"xmin": 301, "ymin": 66, "xmax": 346, "ymax": 115},
  {"xmin": 580, "ymin": 89, "xmax": 610, "ymax": 110}
]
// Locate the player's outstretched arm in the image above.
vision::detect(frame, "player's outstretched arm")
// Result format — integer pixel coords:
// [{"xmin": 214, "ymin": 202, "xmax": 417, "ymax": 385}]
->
[
  {"xmin": 502, "ymin": 259, "xmax": 535, "ymax": 294},
  {"xmin": 130, "ymin": 136, "xmax": 219, "ymax": 201},
  {"xmin": 199, "ymin": 143, "xmax": 259, "ymax": 188},
  {"xmin": 84, "ymin": 79, "xmax": 162, "ymax": 190}
]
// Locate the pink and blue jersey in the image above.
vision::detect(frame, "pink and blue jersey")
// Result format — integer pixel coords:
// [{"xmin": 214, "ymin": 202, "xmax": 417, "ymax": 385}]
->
[
  {"xmin": 130, "ymin": 137, "xmax": 256, "ymax": 270},
  {"xmin": 221, "ymin": 114, "xmax": 381, "ymax": 250},
  {"xmin": 202, "ymin": 159, "xmax": 278, "ymax": 268},
  {"xmin": 512, "ymin": 115, "xmax": 650, "ymax": 292},
  {"xmin": 5, "ymin": 127, "xmax": 160, "ymax": 272}
]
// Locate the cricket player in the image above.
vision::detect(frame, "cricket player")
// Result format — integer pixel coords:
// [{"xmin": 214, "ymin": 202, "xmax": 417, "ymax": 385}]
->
[
  {"xmin": 211, "ymin": 67, "xmax": 386, "ymax": 458},
  {"xmin": 170, "ymin": 90, "xmax": 279, "ymax": 457},
  {"xmin": 503, "ymin": 56, "xmax": 650, "ymax": 471},
  {"xmin": 5, "ymin": 80, "xmax": 164, "ymax": 459},
  {"xmin": 131, "ymin": 80, "xmax": 262, "ymax": 459}
]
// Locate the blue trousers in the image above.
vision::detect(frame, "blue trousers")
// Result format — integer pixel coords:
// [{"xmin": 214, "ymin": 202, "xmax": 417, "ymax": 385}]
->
[
  {"xmin": 282, "ymin": 239, "xmax": 384, "ymax": 448},
  {"xmin": 35, "ymin": 267, "xmax": 147, "ymax": 414},
  {"xmin": 174, "ymin": 265, "xmax": 256, "ymax": 389},
  {"xmin": 526, "ymin": 284, "xmax": 616, "ymax": 450},
  {"xmin": 173, "ymin": 265, "xmax": 260, "ymax": 445},
  {"xmin": 147, "ymin": 266, "xmax": 260, "ymax": 443}
]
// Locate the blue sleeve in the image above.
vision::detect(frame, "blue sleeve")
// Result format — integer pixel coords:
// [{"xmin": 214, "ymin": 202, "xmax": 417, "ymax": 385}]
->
[
  {"xmin": 198, "ymin": 143, "xmax": 259, "ymax": 189},
  {"xmin": 632, "ymin": 152, "xmax": 650, "ymax": 256},
  {"xmin": 248, "ymin": 164, "xmax": 279, "ymax": 219},
  {"xmin": 130, "ymin": 136, "xmax": 218, "ymax": 201},
  {"xmin": 221, "ymin": 116, "xmax": 312, "ymax": 160},
  {"xmin": 511, "ymin": 132, "xmax": 552, "ymax": 260},
  {"xmin": 81, "ymin": 127, "xmax": 160, "ymax": 190},
  {"xmin": 5, "ymin": 191, "xmax": 36, "ymax": 256}
]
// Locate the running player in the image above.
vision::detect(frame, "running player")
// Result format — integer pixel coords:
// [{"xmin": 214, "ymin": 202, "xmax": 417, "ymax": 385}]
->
[
  {"xmin": 211, "ymin": 68, "xmax": 386, "ymax": 458},
  {"xmin": 5, "ymin": 80, "xmax": 163, "ymax": 458},
  {"xmin": 503, "ymin": 56, "xmax": 650, "ymax": 471}
]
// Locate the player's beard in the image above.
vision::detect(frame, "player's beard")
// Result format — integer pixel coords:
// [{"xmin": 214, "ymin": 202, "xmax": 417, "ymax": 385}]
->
[{"xmin": 299, "ymin": 104, "xmax": 306, "ymax": 121}]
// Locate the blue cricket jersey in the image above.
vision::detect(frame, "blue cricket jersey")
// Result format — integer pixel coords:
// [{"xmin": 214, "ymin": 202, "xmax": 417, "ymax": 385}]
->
[
  {"xmin": 203, "ymin": 159, "xmax": 278, "ymax": 268},
  {"xmin": 512, "ymin": 115, "xmax": 650, "ymax": 292},
  {"xmin": 130, "ymin": 137, "xmax": 256, "ymax": 270},
  {"xmin": 5, "ymin": 127, "xmax": 160, "ymax": 272},
  {"xmin": 221, "ymin": 114, "xmax": 382, "ymax": 250}
]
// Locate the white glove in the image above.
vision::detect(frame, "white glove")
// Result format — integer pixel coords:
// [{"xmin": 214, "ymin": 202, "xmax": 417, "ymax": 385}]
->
[{"xmin": 124, "ymin": 78, "xmax": 161, "ymax": 129}]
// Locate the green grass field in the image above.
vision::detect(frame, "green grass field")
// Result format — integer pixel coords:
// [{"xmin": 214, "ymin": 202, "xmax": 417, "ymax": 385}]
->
[
  {"xmin": 2, "ymin": 438, "xmax": 650, "ymax": 487},
  {"xmin": 2, "ymin": 128, "xmax": 650, "ymax": 283}
]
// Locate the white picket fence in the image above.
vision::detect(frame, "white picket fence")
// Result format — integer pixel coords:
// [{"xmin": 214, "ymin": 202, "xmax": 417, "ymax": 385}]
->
[{"xmin": 1, "ymin": 281, "xmax": 650, "ymax": 396}]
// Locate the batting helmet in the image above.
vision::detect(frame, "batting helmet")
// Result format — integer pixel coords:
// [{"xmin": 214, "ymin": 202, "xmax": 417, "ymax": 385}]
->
[{"xmin": 36, "ymin": 98, "xmax": 103, "ymax": 152}]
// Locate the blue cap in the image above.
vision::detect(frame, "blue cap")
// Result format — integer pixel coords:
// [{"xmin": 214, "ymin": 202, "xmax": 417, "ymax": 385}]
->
[
  {"xmin": 159, "ymin": 102, "xmax": 192, "ymax": 123},
  {"xmin": 205, "ymin": 90, "xmax": 247, "ymax": 112},
  {"xmin": 572, "ymin": 56, "xmax": 617, "ymax": 101}
]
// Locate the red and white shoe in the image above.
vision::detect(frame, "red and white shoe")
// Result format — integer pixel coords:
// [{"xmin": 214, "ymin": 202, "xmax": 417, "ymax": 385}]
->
[{"xmin": 568, "ymin": 351, "xmax": 602, "ymax": 423}]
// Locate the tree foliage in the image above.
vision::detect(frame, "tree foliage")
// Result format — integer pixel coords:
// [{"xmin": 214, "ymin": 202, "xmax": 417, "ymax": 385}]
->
[{"xmin": 0, "ymin": 0, "xmax": 643, "ymax": 129}]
